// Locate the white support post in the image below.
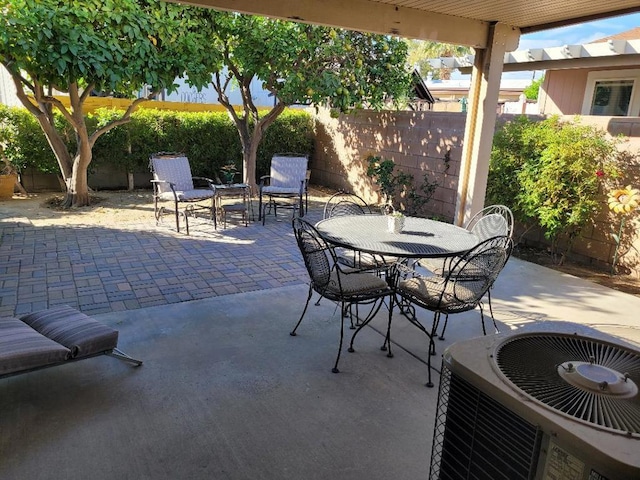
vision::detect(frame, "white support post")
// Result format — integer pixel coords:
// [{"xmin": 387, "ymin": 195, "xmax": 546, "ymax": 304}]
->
[{"xmin": 455, "ymin": 23, "xmax": 520, "ymax": 226}]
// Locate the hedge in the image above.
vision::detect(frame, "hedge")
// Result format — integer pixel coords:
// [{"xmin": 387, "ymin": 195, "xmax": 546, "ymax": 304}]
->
[{"xmin": 0, "ymin": 105, "xmax": 315, "ymax": 182}]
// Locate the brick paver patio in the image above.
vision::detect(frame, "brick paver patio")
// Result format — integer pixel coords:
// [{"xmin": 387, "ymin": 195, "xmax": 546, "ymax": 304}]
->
[{"xmin": 0, "ymin": 196, "xmax": 326, "ymax": 317}]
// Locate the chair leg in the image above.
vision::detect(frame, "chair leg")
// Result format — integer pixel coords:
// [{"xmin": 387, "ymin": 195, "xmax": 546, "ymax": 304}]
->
[
  {"xmin": 487, "ymin": 289, "xmax": 499, "ymax": 333},
  {"xmin": 106, "ymin": 348, "xmax": 143, "ymax": 367},
  {"xmin": 479, "ymin": 302, "xmax": 487, "ymax": 336},
  {"xmin": 258, "ymin": 193, "xmax": 263, "ymax": 221},
  {"xmin": 154, "ymin": 194, "xmax": 160, "ymax": 224},
  {"xmin": 347, "ymin": 297, "xmax": 388, "ymax": 354},
  {"xmin": 290, "ymin": 284, "xmax": 314, "ymax": 336},
  {"xmin": 425, "ymin": 312, "xmax": 441, "ymax": 388},
  {"xmin": 383, "ymin": 294, "xmax": 395, "ymax": 358},
  {"xmin": 211, "ymin": 196, "xmax": 219, "ymax": 230},
  {"xmin": 174, "ymin": 199, "xmax": 180, "ymax": 233},
  {"xmin": 438, "ymin": 313, "xmax": 449, "ymax": 340},
  {"xmin": 333, "ymin": 301, "xmax": 346, "ymax": 373}
]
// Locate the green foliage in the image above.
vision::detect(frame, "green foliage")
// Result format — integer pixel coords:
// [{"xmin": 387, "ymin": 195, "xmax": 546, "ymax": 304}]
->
[
  {"xmin": 0, "ymin": 0, "xmax": 201, "ymax": 96},
  {"xmin": 365, "ymin": 155, "xmax": 438, "ymax": 216},
  {"xmin": 523, "ymin": 76, "xmax": 544, "ymax": 101},
  {"xmin": 254, "ymin": 110, "xmax": 315, "ymax": 177},
  {"xmin": 366, "ymin": 155, "xmax": 405, "ymax": 203},
  {"xmin": 187, "ymin": 13, "xmax": 411, "ymax": 113},
  {"xmin": 0, "ymin": 105, "xmax": 60, "ymax": 174},
  {"xmin": 182, "ymin": 12, "xmax": 410, "ymax": 186},
  {"xmin": 406, "ymin": 173, "xmax": 438, "ymax": 216},
  {"xmin": 488, "ymin": 115, "xmax": 623, "ymax": 256},
  {"xmin": 404, "ymin": 40, "xmax": 472, "ymax": 80},
  {"xmin": 2, "ymin": 105, "xmax": 314, "ymax": 182},
  {"xmin": 0, "ymin": 0, "xmax": 213, "ymax": 205}
]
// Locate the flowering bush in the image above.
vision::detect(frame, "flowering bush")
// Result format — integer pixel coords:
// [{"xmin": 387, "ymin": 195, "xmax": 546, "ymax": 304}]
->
[{"xmin": 488, "ymin": 115, "xmax": 624, "ymax": 262}]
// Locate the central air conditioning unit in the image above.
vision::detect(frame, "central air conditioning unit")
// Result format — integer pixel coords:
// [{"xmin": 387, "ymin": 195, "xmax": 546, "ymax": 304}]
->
[{"xmin": 429, "ymin": 328, "xmax": 640, "ymax": 480}]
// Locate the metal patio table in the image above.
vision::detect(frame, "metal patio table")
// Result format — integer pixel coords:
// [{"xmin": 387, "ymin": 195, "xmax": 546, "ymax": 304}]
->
[
  {"xmin": 315, "ymin": 214, "xmax": 481, "ymax": 370},
  {"xmin": 315, "ymin": 214, "xmax": 478, "ymax": 259}
]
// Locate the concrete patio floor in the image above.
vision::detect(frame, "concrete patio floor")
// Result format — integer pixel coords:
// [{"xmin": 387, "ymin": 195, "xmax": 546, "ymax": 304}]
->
[{"xmin": 1, "ymin": 195, "xmax": 639, "ymax": 479}]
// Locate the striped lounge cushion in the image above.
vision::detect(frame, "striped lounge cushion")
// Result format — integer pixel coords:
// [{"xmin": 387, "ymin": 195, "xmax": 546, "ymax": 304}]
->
[
  {"xmin": 0, "ymin": 317, "xmax": 71, "ymax": 376},
  {"xmin": 20, "ymin": 306, "xmax": 118, "ymax": 358}
]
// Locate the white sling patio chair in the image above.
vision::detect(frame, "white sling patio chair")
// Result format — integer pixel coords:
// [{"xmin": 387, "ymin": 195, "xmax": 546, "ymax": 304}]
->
[
  {"xmin": 150, "ymin": 152, "xmax": 216, "ymax": 235},
  {"xmin": 259, "ymin": 153, "xmax": 309, "ymax": 224}
]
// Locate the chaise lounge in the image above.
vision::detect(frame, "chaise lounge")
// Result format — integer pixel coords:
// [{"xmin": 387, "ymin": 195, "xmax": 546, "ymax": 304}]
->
[{"xmin": 0, "ymin": 305, "xmax": 142, "ymax": 380}]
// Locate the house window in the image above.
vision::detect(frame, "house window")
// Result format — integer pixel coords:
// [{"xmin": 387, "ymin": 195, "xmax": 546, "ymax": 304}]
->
[
  {"xmin": 582, "ymin": 69, "xmax": 640, "ymax": 117},
  {"xmin": 590, "ymin": 80, "xmax": 633, "ymax": 115}
]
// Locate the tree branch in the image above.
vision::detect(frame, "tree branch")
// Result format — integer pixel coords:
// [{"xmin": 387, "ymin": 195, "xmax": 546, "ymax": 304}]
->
[
  {"xmin": 80, "ymin": 83, "xmax": 95, "ymax": 103},
  {"xmin": 89, "ymin": 96, "xmax": 153, "ymax": 148},
  {"xmin": 9, "ymin": 74, "xmax": 41, "ymax": 116},
  {"xmin": 214, "ymin": 71, "xmax": 241, "ymax": 126}
]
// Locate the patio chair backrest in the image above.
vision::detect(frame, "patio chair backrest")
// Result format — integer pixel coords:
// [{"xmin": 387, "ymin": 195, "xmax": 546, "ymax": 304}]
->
[
  {"xmin": 446, "ymin": 235, "xmax": 513, "ymax": 308},
  {"xmin": 292, "ymin": 217, "xmax": 334, "ymax": 292},
  {"xmin": 269, "ymin": 154, "xmax": 308, "ymax": 189},
  {"xmin": 151, "ymin": 154, "xmax": 195, "ymax": 194},
  {"xmin": 466, "ymin": 205, "xmax": 514, "ymax": 241},
  {"xmin": 323, "ymin": 192, "xmax": 372, "ymax": 219}
]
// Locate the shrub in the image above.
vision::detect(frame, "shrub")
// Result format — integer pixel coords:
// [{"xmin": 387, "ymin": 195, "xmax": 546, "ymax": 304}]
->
[
  {"xmin": 2, "ymin": 106, "xmax": 314, "ymax": 184},
  {"xmin": 365, "ymin": 154, "xmax": 438, "ymax": 217},
  {"xmin": 0, "ymin": 105, "xmax": 60, "ymax": 174},
  {"xmin": 488, "ymin": 115, "xmax": 623, "ymax": 261}
]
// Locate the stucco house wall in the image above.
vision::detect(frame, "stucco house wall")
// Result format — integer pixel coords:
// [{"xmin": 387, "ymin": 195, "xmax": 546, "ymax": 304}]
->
[{"xmin": 540, "ymin": 65, "xmax": 640, "ymax": 116}]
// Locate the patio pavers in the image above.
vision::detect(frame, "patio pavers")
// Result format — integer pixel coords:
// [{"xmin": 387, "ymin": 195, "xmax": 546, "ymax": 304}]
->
[{"xmin": 0, "ymin": 204, "xmax": 321, "ymax": 318}]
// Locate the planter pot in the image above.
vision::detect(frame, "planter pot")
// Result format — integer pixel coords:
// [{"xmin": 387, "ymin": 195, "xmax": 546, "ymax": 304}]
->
[
  {"xmin": 387, "ymin": 215, "xmax": 405, "ymax": 233},
  {"xmin": 0, "ymin": 174, "xmax": 16, "ymax": 200}
]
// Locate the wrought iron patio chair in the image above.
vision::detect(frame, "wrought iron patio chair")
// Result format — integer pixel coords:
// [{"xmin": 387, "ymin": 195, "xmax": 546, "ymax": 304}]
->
[
  {"xmin": 322, "ymin": 191, "xmax": 400, "ymax": 274},
  {"xmin": 419, "ymin": 204, "xmax": 514, "ymax": 335},
  {"xmin": 467, "ymin": 204, "xmax": 514, "ymax": 241},
  {"xmin": 259, "ymin": 153, "xmax": 309, "ymax": 224},
  {"xmin": 323, "ymin": 191, "xmax": 372, "ymax": 218},
  {"xmin": 290, "ymin": 217, "xmax": 394, "ymax": 374},
  {"xmin": 393, "ymin": 235, "xmax": 513, "ymax": 387},
  {"xmin": 150, "ymin": 152, "xmax": 216, "ymax": 235}
]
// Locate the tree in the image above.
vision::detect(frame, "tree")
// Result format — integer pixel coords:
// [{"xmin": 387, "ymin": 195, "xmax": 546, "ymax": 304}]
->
[
  {"xmin": 0, "ymin": 0, "xmax": 208, "ymax": 207},
  {"xmin": 184, "ymin": 13, "xmax": 411, "ymax": 188},
  {"xmin": 405, "ymin": 40, "xmax": 471, "ymax": 80},
  {"xmin": 523, "ymin": 75, "xmax": 545, "ymax": 100}
]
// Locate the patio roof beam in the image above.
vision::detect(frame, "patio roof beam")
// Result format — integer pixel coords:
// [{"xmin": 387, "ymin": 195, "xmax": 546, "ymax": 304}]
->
[
  {"xmin": 174, "ymin": 0, "xmax": 500, "ymax": 49},
  {"xmin": 453, "ymin": 39, "xmax": 640, "ymax": 73},
  {"xmin": 520, "ymin": 6, "xmax": 640, "ymax": 34}
]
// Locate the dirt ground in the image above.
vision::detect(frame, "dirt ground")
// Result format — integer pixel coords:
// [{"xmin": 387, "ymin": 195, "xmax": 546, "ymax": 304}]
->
[{"xmin": 2, "ymin": 189, "xmax": 640, "ymax": 297}]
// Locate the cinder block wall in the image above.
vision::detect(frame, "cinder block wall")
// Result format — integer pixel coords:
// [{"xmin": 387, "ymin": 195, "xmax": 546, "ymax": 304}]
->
[
  {"xmin": 313, "ymin": 108, "xmax": 640, "ymax": 276},
  {"xmin": 312, "ymin": 107, "xmax": 465, "ymax": 220}
]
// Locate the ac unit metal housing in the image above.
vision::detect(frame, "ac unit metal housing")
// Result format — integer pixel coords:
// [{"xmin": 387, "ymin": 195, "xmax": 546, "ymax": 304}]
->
[{"xmin": 429, "ymin": 325, "xmax": 640, "ymax": 480}]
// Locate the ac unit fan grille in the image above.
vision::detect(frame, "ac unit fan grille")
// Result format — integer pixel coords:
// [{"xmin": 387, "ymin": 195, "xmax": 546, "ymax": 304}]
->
[
  {"xmin": 496, "ymin": 333, "xmax": 640, "ymax": 436},
  {"xmin": 429, "ymin": 364, "xmax": 541, "ymax": 480}
]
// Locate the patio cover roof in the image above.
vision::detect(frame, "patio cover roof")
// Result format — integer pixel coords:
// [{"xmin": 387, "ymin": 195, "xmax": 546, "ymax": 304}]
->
[
  {"xmin": 176, "ymin": 0, "xmax": 640, "ymax": 48},
  {"xmin": 175, "ymin": 0, "xmax": 640, "ymax": 224}
]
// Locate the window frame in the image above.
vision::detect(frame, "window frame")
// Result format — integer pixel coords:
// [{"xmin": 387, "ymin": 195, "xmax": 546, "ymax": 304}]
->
[{"xmin": 581, "ymin": 69, "xmax": 640, "ymax": 117}]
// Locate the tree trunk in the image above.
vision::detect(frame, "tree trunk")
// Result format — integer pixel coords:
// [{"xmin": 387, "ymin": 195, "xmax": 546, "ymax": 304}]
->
[
  {"xmin": 62, "ymin": 149, "xmax": 92, "ymax": 208},
  {"xmin": 242, "ymin": 137, "xmax": 260, "ymax": 192}
]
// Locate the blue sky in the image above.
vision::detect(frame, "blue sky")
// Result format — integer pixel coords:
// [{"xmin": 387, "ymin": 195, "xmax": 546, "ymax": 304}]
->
[
  {"xmin": 498, "ymin": 12, "xmax": 640, "ymax": 81},
  {"xmin": 518, "ymin": 12, "xmax": 640, "ymax": 50}
]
